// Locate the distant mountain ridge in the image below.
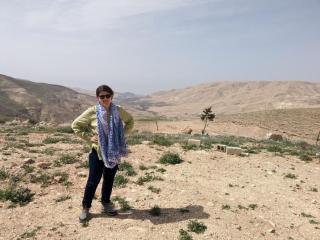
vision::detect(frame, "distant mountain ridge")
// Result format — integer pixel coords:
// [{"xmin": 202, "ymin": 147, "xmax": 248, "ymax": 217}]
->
[
  {"xmin": 1, "ymin": 73, "xmax": 320, "ymax": 122},
  {"xmin": 135, "ymin": 81, "xmax": 320, "ymax": 118}
]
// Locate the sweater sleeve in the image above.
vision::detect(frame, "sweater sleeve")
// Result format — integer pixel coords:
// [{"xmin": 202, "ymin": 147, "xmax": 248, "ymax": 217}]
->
[
  {"xmin": 117, "ymin": 106, "xmax": 134, "ymax": 136},
  {"xmin": 71, "ymin": 106, "xmax": 95, "ymax": 141}
]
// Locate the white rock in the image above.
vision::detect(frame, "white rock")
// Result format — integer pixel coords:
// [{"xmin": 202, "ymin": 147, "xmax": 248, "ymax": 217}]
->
[
  {"xmin": 187, "ymin": 139, "xmax": 201, "ymax": 147},
  {"xmin": 23, "ymin": 158, "xmax": 35, "ymax": 164},
  {"xmin": 226, "ymin": 147, "xmax": 242, "ymax": 156}
]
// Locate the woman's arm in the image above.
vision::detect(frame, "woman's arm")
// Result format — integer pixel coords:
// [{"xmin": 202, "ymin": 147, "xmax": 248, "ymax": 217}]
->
[
  {"xmin": 71, "ymin": 106, "xmax": 95, "ymax": 141},
  {"xmin": 117, "ymin": 106, "xmax": 134, "ymax": 136}
]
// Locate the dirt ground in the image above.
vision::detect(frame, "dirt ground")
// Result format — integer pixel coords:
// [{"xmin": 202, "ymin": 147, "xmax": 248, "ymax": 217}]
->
[{"xmin": 0, "ymin": 123, "xmax": 319, "ymax": 240}]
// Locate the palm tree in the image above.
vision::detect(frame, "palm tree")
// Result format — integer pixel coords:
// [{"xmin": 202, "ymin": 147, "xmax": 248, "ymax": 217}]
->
[{"xmin": 200, "ymin": 106, "xmax": 215, "ymax": 135}]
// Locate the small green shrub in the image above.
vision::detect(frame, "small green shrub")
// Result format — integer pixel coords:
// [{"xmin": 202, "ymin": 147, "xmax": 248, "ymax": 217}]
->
[
  {"xmin": 119, "ymin": 161, "xmax": 137, "ymax": 176},
  {"xmin": 139, "ymin": 164, "xmax": 148, "ymax": 170},
  {"xmin": 30, "ymin": 172, "xmax": 52, "ymax": 187},
  {"xmin": 21, "ymin": 165, "xmax": 35, "ymax": 174},
  {"xmin": 0, "ymin": 185, "xmax": 34, "ymax": 206},
  {"xmin": 248, "ymin": 204, "xmax": 258, "ymax": 210},
  {"xmin": 182, "ymin": 143, "xmax": 198, "ymax": 151},
  {"xmin": 179, "ymin": 229, "xmax": 193, "ymax": 240},
  {"xmin": 149, "ymin": 205, "xmax": 161, "ymax": 216},
  {"xmin": 114, "ymin": 175, "xmax": 128, "ymax": 188},
  {"xmin": 53, "ymin": 171, "xmax": 70, "ymax": 185},
  {"xmin": 0, "ymin": 167, "xmax": 9, "ymax": 180},
  {"xmin": 159, "ymin": 152, "xmax": 182, "ymax": 165},
  {"xmin": 136, "ymin": 173, "xmax": 163, "ymax": 185},
  {"xmin": 112, "ymin": 196, "xmax": 132, "ymax": 212},
  {"xmin": 285, "ymin": 173, "xmax": 297, "ymax": 179},
  {"xmin": 56, "ymin": 126, "xmax": 74, "ymax": 134},
  {"xmin": 301, "ymin": 212, "xmax": 314, "ymax": 218},
  {"xmin": 148, "ymin": 186, "xmax": 161, "ymax": 194},
  {"xmin": 55, "ymin": 195, "xmax": 71, "ymax": 203},
  {"xmin": 156, "ymin": 168, "xmax": 166, "ymax": 173},
  {"xmin": 299, "ymin": 154, "xmax": 312, "ymax": 162},
  {"xmin": 58, "ymin": 154, "xmax": 77, "ymax": 165},
  {"xmin": 19, "ymin": 226, "xmax": 42, "ymax": 239},
  {"xmin": 153, "ymin": 135, "xmax": 173, "ymax": 146},
  {"xmin": 42, "ymin": 148, "xmax": 55, "ymax": 155},
  {"xmin": 76, "ymin": 161, "xmax": 89, "ymax": 169},
  {"xmin": 222, "ymin": 204, "xmax": 231, "ymax": 210},
  {"xmin": 42, "ymin": 137, "xmax": 60, "ymax": 144},
  {"xmin": 187, "ymin": 220, "xmax": 207, "ymax": 234},
  {"xmin": 267, "ymin": 145, "xmax": 283, "ymax": 153}
]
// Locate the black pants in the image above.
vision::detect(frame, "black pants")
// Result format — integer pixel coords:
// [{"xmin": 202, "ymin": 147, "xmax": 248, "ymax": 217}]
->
[{"xmin": 82, "ymin": 149, "xmax": 118, "ymax": 208}]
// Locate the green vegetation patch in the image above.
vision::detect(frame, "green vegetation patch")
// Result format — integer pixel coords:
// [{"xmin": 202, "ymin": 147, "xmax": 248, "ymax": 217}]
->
[
  {"xmin": 159, "ymin": 152, "xmax": 183, "ymax": 165},
  {"xmin": 0, "ymin": 185, "xmax": 34, "ymax": 206},
  {"xmin": 187, "ymin": 220, "xmax": 207, "ymax": 234},
  {"xmin": 119, "ymin": 161, "xmax": 137, "ymax": 176}
]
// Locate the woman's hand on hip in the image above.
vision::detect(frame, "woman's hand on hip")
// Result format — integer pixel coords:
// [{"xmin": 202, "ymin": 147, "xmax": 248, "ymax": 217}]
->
[{"xmin": 90, "ymin": 135, "xmax": 98, "ymax": 143}]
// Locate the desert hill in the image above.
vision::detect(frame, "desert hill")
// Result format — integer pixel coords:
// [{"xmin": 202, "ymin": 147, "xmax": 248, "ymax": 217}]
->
[
  {"xmin": 135, "ymin": 81, "xmax": 320, "ymax": 118},
  {"xmin": 0, "ymin": 74, "xmax": 96, "ymax": 123}
]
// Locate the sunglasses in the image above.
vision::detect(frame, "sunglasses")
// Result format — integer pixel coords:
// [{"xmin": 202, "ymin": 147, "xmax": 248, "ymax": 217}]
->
[{"xmin": 98, "ymin": 94, "xmax": 112, "ymax": 99}]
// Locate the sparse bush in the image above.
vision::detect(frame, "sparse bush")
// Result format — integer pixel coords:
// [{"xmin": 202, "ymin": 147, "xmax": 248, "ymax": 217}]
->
[
  {"xmin": 299, "ymin": 154, "xmax": 312, "ymax": 162},
  {"xmin": 0, "ymin": 185, "xmax": 34, "ymax": 206},
  {"xmin": 182, "ymin": 143, "xmax": 198, "ymax": 151},
  {"xmin": 159, "ymin": 152, "xmax": 182, "ymax": 165},
  {"xmin": 153, "ymin": 134, "xmax": 173, "ymax": 146},
  {"xmin": 179, "ymin": 229, "xmax": 193, "ymax": 240},
  {"xmin": 285, "ymin": 173, "xmax": 297, "ymax": 179},
  {"xmin": 148, "ymin": 186, "xmax": 161, "ymax": 194},
  {"xmin": 248, "ymin": 204, "xmax": 258, "ymax": 210},
  {"xmin": 53, "ymin": 171, "xmax": 70, "ymax": 186},
  {"xmin": 114, "ymin": 175, "xmax": 128, "ymax": 188},
  {"xmin": 156, "ymin": 168, "xmax": 166, "ymax": 173},
  {"xmin": 0, "ymin": 167, "xmax": 9, "ymax": 180},
  {"xmin": 19, "ymin": 226, "xmax": 42, "ymax": 239},
  {"xmin": 21, "ymin": 165, "xmax": 34, "ymax": 174},
  {"xmin": 119, "ymin": 161, "xmax": 137, "ymax": 176},
  {"xmin": 112, "ymin": 196, "xmax": 132, "ymax": 212},
  {"xmin": 76, "ymin": 161, "xmax": 89, "ymax": 169},
  {"xmin": 149, "ymin": 205, "xmax": 161, "ymax": 216},
  {"xmin": 267, "ymin": 145, "xmax": 283, "ymax": 153},
  {"xmin": 30, "ymin": 171, "xmax": 52, "ymax": 187},
  {"xmin": 58, "ymin": 154, "xmax": 77, "ymax": 165},
  {"xmin": 136, "ymin": 173, "xmax": 163, "ymax": 185},
  {"xmin": 56, "ymin": 126, "xmax": 74, "ymax": 134},
  {"xmin": 42, "ymin": 137, "xmax": 60, "ymax": 144},
  {"xmin": 139, "ymin": 164, "xmax": 148, "ymax": 170},
  {"xmin": 310, "ymin": 187, "xmax": 318, "ymax": 192},
  {"xmin": 55, "ymin": 195, "xmax": 71, "ymax": 203},
  {"xmin": 187, "ymin": 220, "xmax": 207, "ymax": 234},
  {"xmin": 301, "ymin": 212, "xmax": 314, "ymax": 218},
  {"xmin": 42, "ymin": 147, "xmax": 55, "ymax": 155},
  {"xmin": 222, "ymin": 204, "xmax": 231, "ymax": 210}
]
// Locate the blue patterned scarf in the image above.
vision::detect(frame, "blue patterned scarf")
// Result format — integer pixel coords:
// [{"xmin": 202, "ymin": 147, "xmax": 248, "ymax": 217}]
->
[{"xmin": 96, "ymin": 103, "xmax": 128, "ymax": 168}]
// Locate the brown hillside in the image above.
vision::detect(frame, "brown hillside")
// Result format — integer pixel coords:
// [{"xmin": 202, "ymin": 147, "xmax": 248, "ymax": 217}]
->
[
  {"xmin": 0, "ymin": 74, "xmax": 95, "ymax": 123},
  {"xmin": 137, "ymin": 81, "xmax": 320, "ymax": 118}
]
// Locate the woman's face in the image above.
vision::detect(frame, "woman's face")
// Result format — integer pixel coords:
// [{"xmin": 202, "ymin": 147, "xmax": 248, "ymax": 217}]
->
[{"xmin": 97, "ymin": 91, "xmax": 113, "ymax": 109}]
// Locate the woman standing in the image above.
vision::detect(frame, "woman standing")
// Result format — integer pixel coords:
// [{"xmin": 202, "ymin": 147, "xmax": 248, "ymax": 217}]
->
[{"xmin": 71, "ymin": 85, "xmax": 134, "ymax": 222}]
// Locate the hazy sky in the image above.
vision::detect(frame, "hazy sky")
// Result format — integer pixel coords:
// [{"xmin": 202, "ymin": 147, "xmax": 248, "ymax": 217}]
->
[{"xmin": 0, "ymin": 0, "xmax": 319, "ymax": 94}]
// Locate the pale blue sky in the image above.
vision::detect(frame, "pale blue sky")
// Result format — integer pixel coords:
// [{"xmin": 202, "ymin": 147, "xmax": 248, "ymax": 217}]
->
[{"xmin": 0, "ymin": 0, "xmax": 319, "ymax": 94}]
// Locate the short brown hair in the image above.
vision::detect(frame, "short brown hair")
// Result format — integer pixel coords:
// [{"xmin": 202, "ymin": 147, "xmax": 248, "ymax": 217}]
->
[{"xmin": 96, "ymin": 85, "xmax": 114, "ymax": 97}]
